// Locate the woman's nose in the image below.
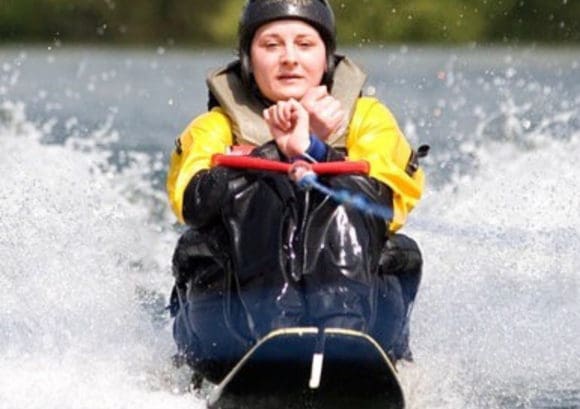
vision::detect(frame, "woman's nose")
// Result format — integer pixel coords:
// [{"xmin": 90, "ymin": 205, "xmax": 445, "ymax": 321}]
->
[{"xmin": 280, "ymin": 45, "xmax": 298, "ymax": 64}]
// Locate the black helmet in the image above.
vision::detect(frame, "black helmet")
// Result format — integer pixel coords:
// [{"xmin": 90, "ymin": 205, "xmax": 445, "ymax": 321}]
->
[{"xmin": 238, "ymin": 0, "xmax": 337, "ymax": 88}]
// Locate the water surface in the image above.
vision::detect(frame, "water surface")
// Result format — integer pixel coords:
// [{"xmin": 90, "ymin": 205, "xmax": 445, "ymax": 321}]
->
[{"xmin": 1, "ymin": 45, "xmax": 579, "ymax": 409}]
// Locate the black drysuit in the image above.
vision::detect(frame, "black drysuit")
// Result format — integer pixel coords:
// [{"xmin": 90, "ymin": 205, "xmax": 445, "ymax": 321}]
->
[{"xmin": 170, "ymin": 142, "xmax": 422, "ymax": 383}]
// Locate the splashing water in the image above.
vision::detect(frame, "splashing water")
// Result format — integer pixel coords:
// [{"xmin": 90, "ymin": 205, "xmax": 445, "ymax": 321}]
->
[
  {"xmin": 1, "ymin": 47, "xmax": 579, "ymax": 409},
  {"xmin": 0, "ymin": 101, "xmax": 201, "ymax": 409},
  {"xmin": 400, "ymin": 109, "xmax": 580, "ymax": 408}
]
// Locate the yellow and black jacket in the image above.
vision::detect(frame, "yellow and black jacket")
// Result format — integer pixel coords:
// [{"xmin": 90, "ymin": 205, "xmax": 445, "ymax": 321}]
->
[{"xmin": 167, "ymin": 58, "xmax": 424, "ymax": 232}]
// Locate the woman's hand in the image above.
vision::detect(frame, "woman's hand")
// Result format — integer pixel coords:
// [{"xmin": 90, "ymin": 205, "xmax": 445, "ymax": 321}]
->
[
  {"xmin": 263, "ymin": 99, "xmax": 310, "ymax": 158},
  {"xmin": 300, "ymin": 86, "xmax": 347, "ymax": 140}
]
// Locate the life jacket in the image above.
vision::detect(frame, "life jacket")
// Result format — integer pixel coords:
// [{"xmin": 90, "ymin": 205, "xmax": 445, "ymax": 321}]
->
[{"xmin": 205, "ymin": 56, "xmax": 367, "ymax": 148}]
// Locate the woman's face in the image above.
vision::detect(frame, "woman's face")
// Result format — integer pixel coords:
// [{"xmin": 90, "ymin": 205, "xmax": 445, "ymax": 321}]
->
[{"xmin": 250, "ymin": 19, "xmax": 327, "ymax": 102}]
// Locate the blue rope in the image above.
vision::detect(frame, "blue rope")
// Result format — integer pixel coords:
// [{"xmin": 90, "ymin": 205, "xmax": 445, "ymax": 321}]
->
[{"xmin": 297, "ymin": 173, "xmax": 393, "ymax": 221}]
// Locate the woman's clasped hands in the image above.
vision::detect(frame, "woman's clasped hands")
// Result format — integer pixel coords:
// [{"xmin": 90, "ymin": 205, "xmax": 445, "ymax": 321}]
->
[{"xmin": 263, "ymin": 86, "xmax": 347, "ymax": 158}]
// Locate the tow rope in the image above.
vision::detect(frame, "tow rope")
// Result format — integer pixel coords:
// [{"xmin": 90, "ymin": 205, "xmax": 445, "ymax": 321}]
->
[
  {"xmin": 212, "ymin": 154, "xmax": 393, "ymax": 221},
  {"xmin": 296, "ymin": 172, "xmax": 393, "ymax": 220}
]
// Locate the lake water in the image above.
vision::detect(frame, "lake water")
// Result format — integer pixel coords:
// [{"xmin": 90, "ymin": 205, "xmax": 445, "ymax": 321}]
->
[{"xmin": 1, "ymin": 45, "xmax": 579, "ymax": 409}]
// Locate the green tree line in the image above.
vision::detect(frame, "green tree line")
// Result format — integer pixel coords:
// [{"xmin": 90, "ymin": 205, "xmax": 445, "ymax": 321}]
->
[{"xmin": 1, "ymin": 0, "xmax": 579, "ymax": 45}]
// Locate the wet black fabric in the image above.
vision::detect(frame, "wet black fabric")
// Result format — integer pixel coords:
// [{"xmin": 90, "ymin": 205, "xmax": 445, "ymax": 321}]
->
[
  {"xmin": 171, "ymin": 225, "xmax": 253, "ymax": 382},
  {"xmin": 171, "ymin": 143, "xmax": 422, "ymax": 381},
  {"xmin": 374, "ymin": 234, "xmax": 423, "ymax": 361}
]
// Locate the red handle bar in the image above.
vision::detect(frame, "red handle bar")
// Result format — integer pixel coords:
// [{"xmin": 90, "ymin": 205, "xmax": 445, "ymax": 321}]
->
[{"xmin": 212, "ymin": 154, "xmax": 369, "ymax": 175}]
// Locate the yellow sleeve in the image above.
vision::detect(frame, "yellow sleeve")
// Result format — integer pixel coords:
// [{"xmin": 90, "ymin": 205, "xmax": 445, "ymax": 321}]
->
[
  {"xmin": 166, "ymin": 108, "xmax": 234, "ymax": 223},
  {"xmin": 346, "ymin": 97, "xmax": 425, "ymax": 231}
]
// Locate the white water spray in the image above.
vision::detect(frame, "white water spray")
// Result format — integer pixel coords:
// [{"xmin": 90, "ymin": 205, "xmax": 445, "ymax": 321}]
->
[
  {"xmin": 0, "ymin": 101, "xmax": 201, "ymax": 409},
  {"xmin": 401, "ymin": 111, "xmax": 580, "ymax": 408},
  {"xmin": 1, "ymin": 46, "xmax": 579, "ymax": 409}
]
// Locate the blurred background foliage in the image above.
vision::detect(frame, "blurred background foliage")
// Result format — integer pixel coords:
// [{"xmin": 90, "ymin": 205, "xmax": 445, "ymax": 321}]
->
[{"xmin": 1, "ymin": 0, "xmax": 579, "ymax": 46}]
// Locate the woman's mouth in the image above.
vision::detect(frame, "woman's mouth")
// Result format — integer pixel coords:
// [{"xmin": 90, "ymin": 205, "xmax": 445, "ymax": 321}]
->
[{"xmin": 277, "ymin": 74, "xmax": 302, "ymax": 81}]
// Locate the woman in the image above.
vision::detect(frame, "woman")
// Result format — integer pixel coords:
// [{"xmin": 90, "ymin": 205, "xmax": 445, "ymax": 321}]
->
[{"xmin": 167, "ymin": 0, "xmax": 426, "ymax": 383}]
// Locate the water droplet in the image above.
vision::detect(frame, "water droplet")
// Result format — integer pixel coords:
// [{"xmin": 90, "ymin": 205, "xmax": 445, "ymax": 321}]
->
[
  {"xmin": 505, "ymin": 67, "xmax": 517, "ymax": 79},
  {"xmin": 522, "ymin": 120, "xmax": 533, "ymax": 131}
]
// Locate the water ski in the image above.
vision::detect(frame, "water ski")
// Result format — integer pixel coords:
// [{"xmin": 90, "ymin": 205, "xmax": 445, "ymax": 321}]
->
[{"xmin": 207, "ymin": 327, "xmax": 405, "ymax": 409}]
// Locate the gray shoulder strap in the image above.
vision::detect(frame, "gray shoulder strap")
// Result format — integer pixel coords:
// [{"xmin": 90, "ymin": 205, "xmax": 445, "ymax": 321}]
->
[
  {"xmin": 327, "ymin": 56, "xmax": 367, "ymax": 147},
  {"xmin": 206, "ymin": 65, "xmax": 271, "ymax": 146}
]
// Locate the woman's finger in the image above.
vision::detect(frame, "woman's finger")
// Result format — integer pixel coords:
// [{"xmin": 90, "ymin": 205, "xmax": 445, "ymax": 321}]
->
[
  {"xmin": 281, "ymin": 101, "xmax": 293, "ymax": 130},
  {"xmin": 263, "ymin": 108, "xmax": 272, "ymax": 124},
  {"xmin": 322, "ymin": 99, "xmax": 342, "ymax": 119},
  {"xmin": 272, "ymin": 104, "xmax": 285, "ymax": 130},
  {"xmin": 313, "ymin": 95, "xmax": 334, "ymax": 114},
  {"xmin": 300, "ymin": 86, "xmax": 328, "ymax": 111}
]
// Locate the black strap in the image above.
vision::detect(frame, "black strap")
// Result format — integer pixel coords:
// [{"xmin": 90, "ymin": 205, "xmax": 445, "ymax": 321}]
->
[{"xmin": 405, "ymin": 144, "xmax": 430, "ymax": 176}]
